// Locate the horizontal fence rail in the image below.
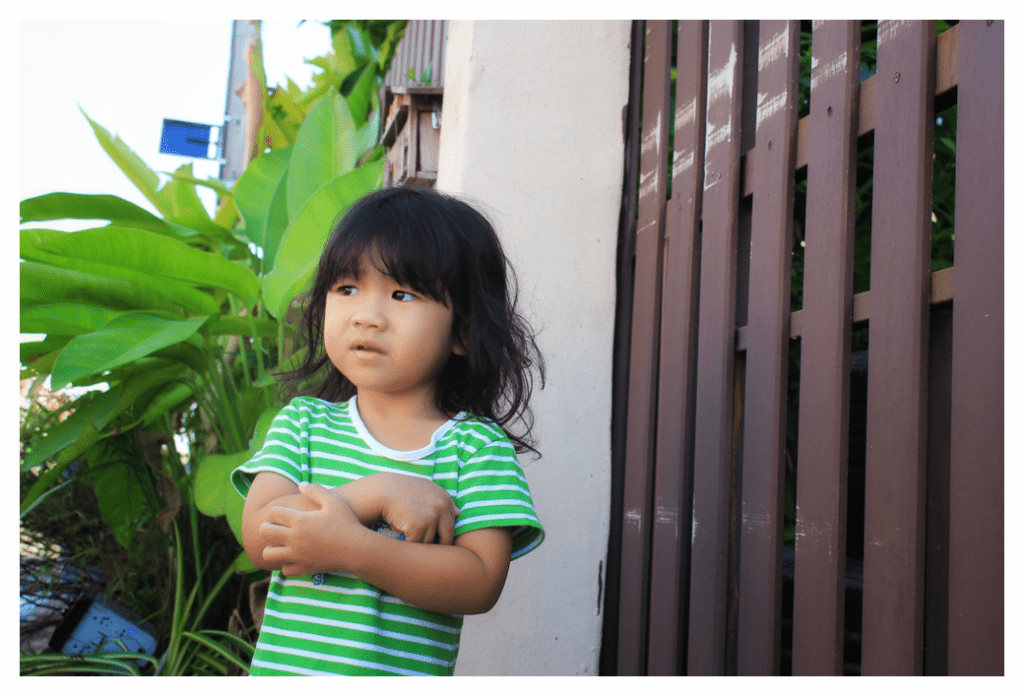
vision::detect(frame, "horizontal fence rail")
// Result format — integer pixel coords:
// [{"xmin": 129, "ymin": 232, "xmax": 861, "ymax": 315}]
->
[{"xmin": 609, "ymin": 19, "xmax": 1003, "ymax": 676}]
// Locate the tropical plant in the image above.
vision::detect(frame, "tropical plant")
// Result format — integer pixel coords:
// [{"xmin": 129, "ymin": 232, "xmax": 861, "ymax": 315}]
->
[{"xmin": 20, "ymin": 19, "xmax": 407, "ymax": 672}]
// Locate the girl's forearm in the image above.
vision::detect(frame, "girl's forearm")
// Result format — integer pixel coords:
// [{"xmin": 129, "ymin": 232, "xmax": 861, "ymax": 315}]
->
[
  {"xmin": 259, "ymin": 483, "xmax": 513, "ymax": 615},
  {"xmin": 342, "ymin": 526, "xmax": 513, "ymax": 614}
]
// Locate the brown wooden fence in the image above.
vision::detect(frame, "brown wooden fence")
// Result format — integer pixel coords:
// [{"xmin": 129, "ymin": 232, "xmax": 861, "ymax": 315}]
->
[{"xmin": 602, "ymin": 19, "xmax": 1003, "ymax": 676}]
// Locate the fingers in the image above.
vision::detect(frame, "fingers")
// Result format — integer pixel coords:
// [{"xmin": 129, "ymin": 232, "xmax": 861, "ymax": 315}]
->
[
  {"xmin": 437, "ymin": 510, "xmax": 456, "ymax": 546},
  {"xmin": 298, "ymin": 481, "xmax": 330, "ymax": 504}
]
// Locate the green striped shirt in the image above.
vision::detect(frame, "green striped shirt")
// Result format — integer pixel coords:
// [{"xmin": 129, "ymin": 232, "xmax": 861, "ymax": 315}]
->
[{"xmin": 232, "ymin": 395, "xmax": 544, "ymax": 675}]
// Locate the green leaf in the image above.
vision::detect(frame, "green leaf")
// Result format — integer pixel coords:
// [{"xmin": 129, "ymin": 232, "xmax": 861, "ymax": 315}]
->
[
  {"xmin": 32, "ymin": 226, "xmax": 261, "ymax": 309},
  {"xmin": 194, "ymin": 449, "xmax": 251, "ymax": 517},
  {"xmin": 286, "ymin": 91, "xmax": 359, "ymax": 221},
  {"xmin": 139, "ymin": 381, "xmax": 194, "ymax": 429},
  {"xmin": 21, "ymin": 363, "xmax": 186, "ymax": 474},
  {"xmin": 20, "ymin": 260, "xmax": 185, "ymax": 314},
  {"xmin": 156, "ymin": 163, "xmax": 217, "ymax": 231},
  {"xmin": 234, "ymin": 146, "xmax": 292, "ymax": 269},
  {"xmin": 20, "ymin": 304, "xmax": 124, "ymax": 337},
  {"xmin": 249, "ymin": 405, "xmax": 283, "ymax": 452},
  {"xmin": 20, "ymin": 336, "xmax": 74, "ymax": 364},
  {"xmin": 23, "ymin": 233, "xmax": 220, "ymax": 316},
  {"xmin": 81, "ymin": 107, "xmax": 172, "ymax": 218},
  {"xmin": 92, "ymin": 451, "xmax": 150, "ymax": 549},
  {"xmin": 203, "ymin": 315, "xmax": 281, "ymax": 338},
  {"xmin": 180, "ymin": 631, "xmax": 252, "ymax": 673},
  {"xmin": 20, "ymin": 193, "xmax": 169, "ymax": 233},
  {"xmin": 262, "ymin": 159, "xmax": 384, "ymax": 320},
  {"xmin": 51, "ymin": 313, "xmax": 210, "ymax": 390},
  {"xmin": 266, "ymin": 87, "xmax": 307, "ymax": 145},
  {"xmin": 21, "ymin": 423, "xmax": 100, "ymax": 512},
  {"xmin": 344, "ymin": 63, "xmax": 377, "ymax": 127},
  {"xmin": 233, "ymin": 549, "xmax": 258, "ymax": 573},
  {"xmin": 164, "ymin": 168, "xmax": 234, "ymax": 200}
]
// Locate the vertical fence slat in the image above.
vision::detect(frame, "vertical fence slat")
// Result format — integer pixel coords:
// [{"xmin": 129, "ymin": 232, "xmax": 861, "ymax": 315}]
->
[
  {"xmin": 735, "ymin": 19, "xmax": 799, "ymax": 676},
  {"xmin": 647, "ymin": 19, "xmax": 708, "ymax": 676},
  {"xmin": 790, "ymin": 20, "xmax": 861, "ymax": 676},
  {"xmin": 687, "ymin": 19, "xmax": 744, "ymax": 676},
  {"xmin": 861, "ymin": 20, "xmax": 935, "ymax": 676},
  {"xmin": 616, "ymin": 19, "xmax": 672, "ymax": 676},
  {"xmin": 947, "ymin": 19, "xmax": 1004, "ymax": 677}
]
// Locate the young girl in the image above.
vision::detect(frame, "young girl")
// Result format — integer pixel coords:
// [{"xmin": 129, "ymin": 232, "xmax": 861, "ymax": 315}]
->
[{"xmin": 232, "ymin": 186, "xmax": 545, "ymax": 676}]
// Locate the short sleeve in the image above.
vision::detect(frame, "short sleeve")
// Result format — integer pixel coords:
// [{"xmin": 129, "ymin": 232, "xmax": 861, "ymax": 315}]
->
[
  {"xmin": 231, "ymin": 400, "xmax": 309, "ymax": 499},
  {"xmin": 453, "ymin": 437, "xmax": 544, "ymax": 560}
]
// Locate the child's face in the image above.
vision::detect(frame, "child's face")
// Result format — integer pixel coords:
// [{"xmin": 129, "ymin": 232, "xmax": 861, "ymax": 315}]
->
[{"xmin": 323, "ymin": 254, "xmax": 465, "ymax": 406}]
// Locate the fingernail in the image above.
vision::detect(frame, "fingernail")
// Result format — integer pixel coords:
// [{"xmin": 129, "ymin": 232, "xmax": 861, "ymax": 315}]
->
[{"xmin": 298, "ymin": 481, "xmax": 308, "ymax": 490}]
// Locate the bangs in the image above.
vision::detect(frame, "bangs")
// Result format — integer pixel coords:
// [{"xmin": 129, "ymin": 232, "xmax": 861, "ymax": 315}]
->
[{"xmin": 319, "ymin": 199, "xmax": 463, "ymax": 305}]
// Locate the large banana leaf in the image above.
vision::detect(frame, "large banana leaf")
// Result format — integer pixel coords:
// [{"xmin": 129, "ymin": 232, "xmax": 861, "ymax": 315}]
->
[
  {"xmin": 286, "ymin": 91, "xmax": 358, "ymax": 222},
  {"xmin": 51, "ymin": 313, "xmax": 211, "ymax": 390},
  {"xmin": 81, "ymin": 107, "xmax": 172, "ymax": 219},
  {"xmin": 234, "ymin": 146, "xmax": 292, "ymax": 271},
  {"xmin": 28, "ymin": 226, "xmax": 260, "ymax": 309},
  {"xmin": 20, "ymin": 193, "xmax": 171, "ymax": 233},
  {"xmin": 22, "ymin": 236, "xmax": 220, "ymax": 316},
  {"xmin": 20, "ymin": 260, "xmax": 185, "ymax": 314},
  {"xmin": 262, "ymin": 159, "xmax": 384, "ymax": 320},
  {"xmin": 20, "ymin": 304, "xmax": 124, "ymax": 337}
]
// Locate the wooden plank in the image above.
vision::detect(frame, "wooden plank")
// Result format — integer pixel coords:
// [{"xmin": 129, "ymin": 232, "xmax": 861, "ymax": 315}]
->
[
  {"xmin": 735, "ymin": 19, "xmax": 799, "ymax": 676},
  {"xmin": 947, "ymin": 19, "xmax": 1003, "ymax": 677},
  {"xmin": 646, "ymin": 19, "xmax": 708, "ymax": 676},
  {"xmin": 601, "ymin": 20, "xmax": 645, "ymax": 677},
  {"xmin": 742, "ymin": 23, "xmax": 961, "ymax": 197},
  {"xmin": 687, "ymin": 19, "xmax": 744, "ymax": 676},
  {"xmin": 789, "ymin": 20, "xmax": 860, "ymax": 676},
  {"xmin": 616, "ymin": 19, "xmax": 672, "ymax": 676},
  {"xmin": 735, "ymin": 267, "xmax": 954, "ymax": 351},
  {"xmin": 861, "ymin": 20, "xmax": 935, "ymax": 676}
]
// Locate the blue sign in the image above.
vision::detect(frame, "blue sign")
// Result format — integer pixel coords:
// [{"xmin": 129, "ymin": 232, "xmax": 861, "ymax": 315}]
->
[{"xmin": 159, "ymin": 119, "xmax": 216, "ymax": 158}]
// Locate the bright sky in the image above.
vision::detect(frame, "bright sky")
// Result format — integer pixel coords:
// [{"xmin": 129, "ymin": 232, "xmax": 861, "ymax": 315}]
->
[{"xmin": 20, "ymin": 19, "xmax": 333, "ymax": 225}]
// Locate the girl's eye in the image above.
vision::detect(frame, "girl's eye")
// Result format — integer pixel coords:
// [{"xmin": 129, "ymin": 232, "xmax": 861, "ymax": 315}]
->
[
  {"xmin": 392, "ymin": 290, "xmax": 416, "ymax": 302},
  {"xmin": 335, "ymin": 285, "xmax": 357, "ymax": 296}
]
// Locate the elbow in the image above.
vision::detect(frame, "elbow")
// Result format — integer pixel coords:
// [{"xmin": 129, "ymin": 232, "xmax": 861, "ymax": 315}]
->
[{"xmin": 462, "ymin": 576, "xmax": 508, "ymax": 615}]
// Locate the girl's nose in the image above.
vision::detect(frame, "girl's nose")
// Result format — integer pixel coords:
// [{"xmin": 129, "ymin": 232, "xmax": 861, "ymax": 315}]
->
[{"xmin": 352, "ymin": 292, "xmax": 387, "ymax": 329}]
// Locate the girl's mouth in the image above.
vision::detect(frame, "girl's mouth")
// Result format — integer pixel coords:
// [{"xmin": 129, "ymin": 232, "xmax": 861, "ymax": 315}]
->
[{"xmin": 351, "ymin": 340, "xmax": 384, "ymax": 354}]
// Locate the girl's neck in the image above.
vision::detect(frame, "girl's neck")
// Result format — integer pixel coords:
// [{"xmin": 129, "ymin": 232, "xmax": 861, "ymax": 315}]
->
[{"xmin": 354, "ymin": 389, "xmax": 451, "ymax": 451}]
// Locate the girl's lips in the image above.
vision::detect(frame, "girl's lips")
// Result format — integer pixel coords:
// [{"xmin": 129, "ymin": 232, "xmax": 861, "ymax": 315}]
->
[{"xmin": 350, "ymin": 339, "xmax": 384, "ymax": 354}]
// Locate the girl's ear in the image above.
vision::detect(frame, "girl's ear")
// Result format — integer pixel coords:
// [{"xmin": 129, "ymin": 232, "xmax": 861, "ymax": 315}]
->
[{"xmin": 452, "ymin": 323, "xmax": 468, "ymax": 356}]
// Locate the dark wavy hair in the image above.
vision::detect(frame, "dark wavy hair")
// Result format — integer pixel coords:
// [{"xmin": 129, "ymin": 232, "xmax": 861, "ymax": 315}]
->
[{"xmin": 278, "ymin": 186, "xmax": 545, "ymax": 455}]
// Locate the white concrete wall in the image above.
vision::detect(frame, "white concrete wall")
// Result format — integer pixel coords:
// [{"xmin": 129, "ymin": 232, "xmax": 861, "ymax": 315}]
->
[{"xmin": 435, "ymin": 20, "xmax": 632, "ymax": 675}]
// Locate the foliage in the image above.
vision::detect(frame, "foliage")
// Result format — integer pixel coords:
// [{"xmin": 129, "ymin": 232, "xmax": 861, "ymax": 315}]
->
[{"xmin": 20, "ymin": 19, "xmax": 407, "ymax": 674}]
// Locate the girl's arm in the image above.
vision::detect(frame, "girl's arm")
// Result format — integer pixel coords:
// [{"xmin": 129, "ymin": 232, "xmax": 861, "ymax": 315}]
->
[
  {"xmin": 241, "ymin": 471, "xmax": 460, "ymax": 572},
  {"xmin": 259, "ymin": 482, "xmax": 513, "ymax": 615}
]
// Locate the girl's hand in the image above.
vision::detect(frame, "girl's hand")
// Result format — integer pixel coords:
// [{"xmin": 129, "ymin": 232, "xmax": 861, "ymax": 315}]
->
[
  {"xmin": 373, "ymin": 473, "xmax": 461, "ymax": 545},
  {"xmin": 260, "ymin": 482, "xmax": 367, "ymax": 577}
]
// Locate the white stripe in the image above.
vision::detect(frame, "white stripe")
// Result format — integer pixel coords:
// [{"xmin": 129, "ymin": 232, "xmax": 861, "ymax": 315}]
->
[
  {"xmin": 455, "ymin": 513, "xmax": 538, "ymax": 528},
  {"xmin": 255, "ymin": 643, "xmax": 438, "ymax": 676},
  {"xmin": 459, "ymin": 483, "xmax": 531, "ymax": 497},
  {"xmin": 262, "ymin": 428, "xmax": 302, "ymax": 449},
  {"xmin": 262, "ymin": 612, "xmax": 458, "ymax": 654},
  {"xmin": 459, "ymin": 498, "xmax": 534, "ymax": 511},
  {"xmin": 270, "ymin": 590, "xmax": 462, "ymax": 634},
  {"xmin": 458, "ymin": 467, "xmax": 528, "ymax": 483}
]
